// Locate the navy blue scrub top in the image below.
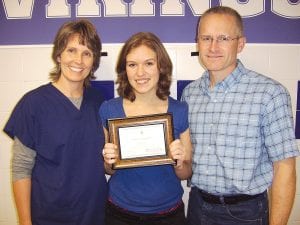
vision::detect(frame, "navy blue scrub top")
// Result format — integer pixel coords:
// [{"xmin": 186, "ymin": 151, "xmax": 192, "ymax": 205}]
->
[{"xmin": 4, "ymin": 83, "xmax": 108, "ymax": 225}]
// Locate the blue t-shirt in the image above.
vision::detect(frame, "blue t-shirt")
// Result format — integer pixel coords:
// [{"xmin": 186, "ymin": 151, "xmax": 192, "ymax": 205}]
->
[
  {"xmin": 99, "ymin": 96, "xmax": 189, "ymax": 213},
  {"xmin": 4, "ymin": 83, "xmax": 108, "ymax": 225}
]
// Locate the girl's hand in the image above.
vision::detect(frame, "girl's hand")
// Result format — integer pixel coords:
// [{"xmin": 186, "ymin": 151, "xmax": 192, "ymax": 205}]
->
[
  {"xmin": 169, "ymin": 139, "xmax": 185, "ymax": 169},
  {"xmin": 102, "ymin": 143, "xmax": 118, "ymax": 165}
]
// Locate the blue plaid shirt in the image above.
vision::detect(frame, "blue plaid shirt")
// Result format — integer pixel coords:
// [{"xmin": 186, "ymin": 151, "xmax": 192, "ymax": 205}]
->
[{"xmin": 181, "ymin": 60, "xmax": 299, "ymax": 195}]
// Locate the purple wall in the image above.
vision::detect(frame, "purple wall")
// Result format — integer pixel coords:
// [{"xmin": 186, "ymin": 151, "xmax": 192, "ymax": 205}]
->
[{"xmin": 0, "ymin": 0, "xmax": 300, "ymax": 45}]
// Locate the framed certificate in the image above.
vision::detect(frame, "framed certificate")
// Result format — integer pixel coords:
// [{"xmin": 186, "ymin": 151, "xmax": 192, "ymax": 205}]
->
[{"xmin": 108, "ymin": 113, "xmax": 175, "ymax": 169}]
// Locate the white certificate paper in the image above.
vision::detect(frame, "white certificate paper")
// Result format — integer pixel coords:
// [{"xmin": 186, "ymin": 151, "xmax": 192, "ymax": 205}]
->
[{"xmin": 118, "ymin": 123, "xmax": 166, "ymax": 159}]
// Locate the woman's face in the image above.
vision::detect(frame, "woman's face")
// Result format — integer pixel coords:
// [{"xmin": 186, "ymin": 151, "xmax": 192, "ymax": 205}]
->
[
  {"xmin": 57, "ymin": 34, "xmax": 94, "ymax": 85},
  {"xmin": 125, "ymin": 45, "xmax": 160, "ymax": 97}
]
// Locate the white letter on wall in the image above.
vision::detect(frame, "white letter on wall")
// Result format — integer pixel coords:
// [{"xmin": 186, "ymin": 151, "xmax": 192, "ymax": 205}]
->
[
  {"xmin": 2, "ymin": 0, "xmax": 34, "ymax": 19},
  {"xmin": 161, "ymin": 0, "xmax": 184, "ymax": 16},
  {"xmin": 46, "ymin": 0, "xmax": 70, "ymax": 18},
  {"xmin": 130, "ymin": 0, "xmax": 154, "ymax": 16},
  {"xmin": 76, "ymin": 0, "xmax": 101, "ymax": 17},
  {"xmin": 272, "ymin": 0, "xmax": 300, "ymax": 18},
  {"xmin": 186, "ymin": 0, "xmax": 211, "ymax": 16},
  {"xmin": 102, "ymin": 0, "xmax": 127, "ymax": 17},
  {"xmin": 221, "ymin": 0, "xmax": 265, "ymax": 17}
]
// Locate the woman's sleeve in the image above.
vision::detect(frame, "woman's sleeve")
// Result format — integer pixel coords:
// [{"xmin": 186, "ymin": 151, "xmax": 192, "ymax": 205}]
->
[
  {"xmin": 4, "ymin": 94, "xmax": 38, "ymax": 150},
  {"xmin": 12, "ymin": 137, "xmax": 36, "ymax": 182},
  {"xmin": 99, "ymin": 100, "xmax": 109, "ymax": 129}
]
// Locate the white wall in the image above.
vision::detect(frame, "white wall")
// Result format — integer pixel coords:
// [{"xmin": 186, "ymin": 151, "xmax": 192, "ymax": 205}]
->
[{"xmin": 0, "ymin": 43, "xmax": 299, "ymax": 225}]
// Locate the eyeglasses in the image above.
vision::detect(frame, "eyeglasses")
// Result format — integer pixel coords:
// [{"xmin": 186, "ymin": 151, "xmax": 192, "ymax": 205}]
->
[{"xmin": 198, "ymin": 35, "xmax": 240, "ymax": 45}]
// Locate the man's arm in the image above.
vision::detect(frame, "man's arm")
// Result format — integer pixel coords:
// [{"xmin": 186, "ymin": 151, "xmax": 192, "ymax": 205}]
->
[{"xmin": 269, "ymin": 157, "xmax": 297, "ymax": 225}]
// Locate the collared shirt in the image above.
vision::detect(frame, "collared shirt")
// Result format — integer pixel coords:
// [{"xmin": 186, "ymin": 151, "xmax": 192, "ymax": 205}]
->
[{"xmin": 181, "ymin": 60, "xmax": 299, "ymax": 195}]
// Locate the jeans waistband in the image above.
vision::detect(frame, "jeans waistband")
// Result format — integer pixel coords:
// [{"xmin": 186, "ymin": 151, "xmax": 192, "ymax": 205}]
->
[{"xmin": 194, "ymin": 187, "xmax": 266, "ymax": 205}]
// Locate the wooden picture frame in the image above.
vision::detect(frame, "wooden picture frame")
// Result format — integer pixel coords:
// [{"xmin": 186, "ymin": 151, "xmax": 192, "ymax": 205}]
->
[{"xmin": 108, "ymin": 113, "xmax": 175, "ymax": 169}]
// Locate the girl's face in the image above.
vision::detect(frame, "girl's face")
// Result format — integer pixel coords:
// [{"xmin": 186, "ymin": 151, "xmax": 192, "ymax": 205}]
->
[{"xmin": 126, "ymin": 45, "xmax": 160, "ymax": 97}]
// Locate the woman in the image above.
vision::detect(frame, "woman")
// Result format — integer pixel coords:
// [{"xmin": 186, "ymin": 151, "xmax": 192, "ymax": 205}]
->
[
  {"xmin": 100, "ymin": 32, "xmax": 193, "ymax": 225},
  {"xmin": 3, "ymin": 19, "xmax": 108, "ymax": 225}
]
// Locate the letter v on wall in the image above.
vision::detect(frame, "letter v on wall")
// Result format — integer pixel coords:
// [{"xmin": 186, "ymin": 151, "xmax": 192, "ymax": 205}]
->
[{"xmin": 3, "ymin": 0, "xmax": 34, "ymax": 19}]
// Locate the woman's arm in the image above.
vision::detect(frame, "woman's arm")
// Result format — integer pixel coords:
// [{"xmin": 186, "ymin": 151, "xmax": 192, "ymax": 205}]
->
[
  {"xmin": 102, "ymin": 128, "xmax": 117, "ymax": 175},
  {"xmin": 12, "ymin": 138, "xmax": 36, "ymax": 225},
  {"xmin": 13, "ymin": 179, "xmax": 32, "ymax": 225},
  {"xmin": 170, "ymin": 128, "xmax": 193, "ymax": 180}
]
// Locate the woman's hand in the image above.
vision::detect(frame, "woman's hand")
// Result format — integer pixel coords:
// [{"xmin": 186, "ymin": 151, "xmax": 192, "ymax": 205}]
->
[
  {"xmin": 169, "ymin": 139, "xmax": 185, "ymax": 169},
  {"xmin": 102, "ymin": 143, "xmax": 118, "ymax": 174},
  {"xmin": 169, "ymin": 129, "xmax": 193, "ymax": 180}
]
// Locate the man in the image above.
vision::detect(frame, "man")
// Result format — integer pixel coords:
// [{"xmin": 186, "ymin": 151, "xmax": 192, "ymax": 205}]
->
[{"xmin": 181, "ymin": 6, "xmax": 299, "ymax": 225}]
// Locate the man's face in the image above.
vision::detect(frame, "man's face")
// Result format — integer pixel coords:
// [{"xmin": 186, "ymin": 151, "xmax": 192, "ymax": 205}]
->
[{"xmin": 197, "ymin": 13, "xmax": 246, "ymax": 78}]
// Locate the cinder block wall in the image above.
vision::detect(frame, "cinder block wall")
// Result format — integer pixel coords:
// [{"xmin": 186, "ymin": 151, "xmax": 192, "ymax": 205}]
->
[{"xmin": 0, "ymin": 43, "xmax": 299, "ymax": 225}]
